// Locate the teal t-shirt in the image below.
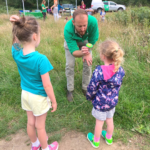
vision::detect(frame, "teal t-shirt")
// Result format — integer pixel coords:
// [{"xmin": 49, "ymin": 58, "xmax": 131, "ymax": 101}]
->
[
  {"xmin": 64, "ymin": 15, "xmax": 99, "ymax": 54},
  {"xmin": 41, "ymin": 4, "xmax": 47, "ymax": 13},
  {"xmin": 12, "ymin": 45, "xmax": 53, "ymax": 97}
]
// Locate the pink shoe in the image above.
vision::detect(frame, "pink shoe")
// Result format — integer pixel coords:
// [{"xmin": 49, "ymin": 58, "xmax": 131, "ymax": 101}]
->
[
  {"xmin": 31, "ymin": 144, "xmax": 41, "ymax": 150},
  {"xmin": 48, "ymin": 141, "xmax": 59, "ymax": 150}
]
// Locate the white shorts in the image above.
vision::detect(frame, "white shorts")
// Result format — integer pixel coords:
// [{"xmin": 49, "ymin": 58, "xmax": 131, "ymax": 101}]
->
[
  {"xmin": 21, "ymin": 90, "xmax": 51, "ymax": 116},
  {"xmin": 92, "ymin": 107, "xmax": 115, "ymax": 121}
]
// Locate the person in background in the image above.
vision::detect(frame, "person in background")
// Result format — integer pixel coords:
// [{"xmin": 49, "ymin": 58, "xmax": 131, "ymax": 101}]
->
[
  {"xmin": 77, "ymin": 5, "xmax": 80, "ymax": 9},
  {"xmin": 41, "ymin": 0, "xmax": 48, "ymax": 21},
  {"xmin": 100, "ymin": 8, "xmax": 106, "ymax": 22},
  {"xmin": 51, "ymin": 2, "xmax": 59, "ymax": 22},
  {"xmin": 86, "ymin": 40, "xmax": 125, "ymax": 148},
  {"xmin": 10, "ymin": 15, "xmax": 59, "ymax": 150},
  {"xmin": 86, "ymin": 8, "xmax": 94, "ymax": 16},
  {"xmin": 58, "ymin": 3, "xmax": 63, "ymax": 13},
  {"xmin": 80, "ymin": 1, "xmax": 86, "ymax": 10}
]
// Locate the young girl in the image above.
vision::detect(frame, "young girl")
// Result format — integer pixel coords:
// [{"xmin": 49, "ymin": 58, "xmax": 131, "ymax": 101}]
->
[
  {"xmin": 41, "ymin": 0, "xmax": 48, "ymax": 21},
  {"xmin": 86, "ymin": 40, "xmax": 125, "ymax": 148},
  {"xmin": 51, "ymin": 2, "xmax": 59, "ymax": 22},
  {"xmin": 100, "ymin": 8, "xmax": 106, "ymax": 22},
  {"xmin": 10, "ymin": 15, "xmax": 59, "ymax": 150}
]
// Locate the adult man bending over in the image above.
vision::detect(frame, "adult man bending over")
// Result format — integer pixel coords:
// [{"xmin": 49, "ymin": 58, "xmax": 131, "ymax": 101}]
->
[{"xmin": 64, "ymin": 9, "xmax": 99, "ymax": 102}]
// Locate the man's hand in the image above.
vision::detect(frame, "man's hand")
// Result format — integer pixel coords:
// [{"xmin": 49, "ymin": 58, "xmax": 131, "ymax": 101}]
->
[
  {"xmin": 81, "ymin": 46, "xmax": 90, "ymax": 55},
  {"xmin": 10, "ymin": 15, "xmax": 19, "ymax": 23},
  {"xmin": 83, "ymin": 53, "xmax": 92, "ymax": 66},
  {"xmin": 51, "ymin": 102, "xmax": 57, "ymax": 112}
]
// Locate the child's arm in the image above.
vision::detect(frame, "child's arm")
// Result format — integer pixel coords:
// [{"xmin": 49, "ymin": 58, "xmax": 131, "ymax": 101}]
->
[
  {"xmin": 10, "ymin": 15, "xmax": 19, "ymax": 23},
  {"xmin": 51, "ymin": 5, "xmax": 54, "ymax": 13},
  {"xmin": 86, "ymin": 68, "xmax": 101, "ymax": 101},
  {"xmin": 10, "ymin": 15, "xmax": 20, "ymax": 44},
  {"xmin": 41, "ymin": 72, "xmax": 57, "ymax": 112}
]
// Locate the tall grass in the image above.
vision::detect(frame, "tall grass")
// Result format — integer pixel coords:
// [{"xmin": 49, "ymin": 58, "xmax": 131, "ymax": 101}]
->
[{"xmin": 0, "ymin": 9, "xmax": 150, "ymax": 145}]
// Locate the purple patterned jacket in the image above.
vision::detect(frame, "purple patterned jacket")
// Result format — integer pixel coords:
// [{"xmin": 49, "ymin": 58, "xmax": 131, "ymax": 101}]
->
[{"xmin": 86, "ymin": 65, "xmax": 125, "ymax": 112}]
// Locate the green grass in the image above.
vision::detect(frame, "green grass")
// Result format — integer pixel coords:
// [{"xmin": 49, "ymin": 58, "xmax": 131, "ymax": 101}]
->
[{"xmin": 0, "ymin": 9, "xmax": 150, "ymax": 148}]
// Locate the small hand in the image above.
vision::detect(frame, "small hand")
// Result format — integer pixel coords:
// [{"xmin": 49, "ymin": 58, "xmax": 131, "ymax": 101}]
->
[
  {"xmin": 81, "ymin": 46, "xmax": 90, "ymax": 55},
  {"xmin": 10, "ymin": 15, "xmax": 19, "ymax": 23},
  {"xmin": 51, "ymin": 102, "xmax": 57, "ymax": 112},
  {"xmin": 83, "ymin": 53, "xmax": 92, "ymax": 66}
]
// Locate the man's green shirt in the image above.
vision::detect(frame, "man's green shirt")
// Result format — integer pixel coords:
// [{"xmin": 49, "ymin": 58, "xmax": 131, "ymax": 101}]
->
[{"xmin": 64, "ymin": 15, "xmax": 99, "ymax": 54}]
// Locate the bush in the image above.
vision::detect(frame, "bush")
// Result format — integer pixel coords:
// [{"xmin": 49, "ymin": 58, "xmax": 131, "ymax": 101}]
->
[{"xmin": 113, "ymin": 7, "xmax": 150, "ymax": 27}]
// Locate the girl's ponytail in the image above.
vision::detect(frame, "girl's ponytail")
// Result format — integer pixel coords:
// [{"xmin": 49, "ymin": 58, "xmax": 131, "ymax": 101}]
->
[
  {"xmin": 14, "ymin": 16, "xmax": 26, "ymax": 28},
  {"xmin": 99, "ymin": 40, "xmax": 124, "ymax": 72},
  {"xmin": 112, "ymin": 47, "xmax": 124, "ymax": 72}
]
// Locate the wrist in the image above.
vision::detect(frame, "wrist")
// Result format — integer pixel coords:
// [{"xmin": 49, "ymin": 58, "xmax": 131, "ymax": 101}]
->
[
  {"xmin": 83, "ymin": 53, "xmax": 89, "ymax": 56},
  {"xmin": 52, "ymin": 101, "xmax": 57, "ymax": 104},
  {"xmin": 83, "ymin": 52, "xmax": 90, "ymax": 56}
]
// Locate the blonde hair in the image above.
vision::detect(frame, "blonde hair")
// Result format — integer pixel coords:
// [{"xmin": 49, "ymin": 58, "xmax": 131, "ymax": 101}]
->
[{"xmin": 99, "ymin": 40, "xmax": 124, "ymax": 72}]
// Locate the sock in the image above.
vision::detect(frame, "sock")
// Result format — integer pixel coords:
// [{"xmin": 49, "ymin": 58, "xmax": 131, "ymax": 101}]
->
[
  {"xmin": 42, "ymin": 146, "xmax": 49, "ymax": 150},
  {"xmin": 94, "ymin": 136, "xmax": 100, "ymax": 142},
  {"xmin": 106, "ymin": 133, "xmax": 112, "ymax": 139},
  {"xmin": 32, "ymin": 138, "xmax": 40, "ymax": 147}
]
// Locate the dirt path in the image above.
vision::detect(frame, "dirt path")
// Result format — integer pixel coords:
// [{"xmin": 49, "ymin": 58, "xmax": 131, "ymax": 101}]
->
[{"xmin": 0, "ymin": 130, "xmax": 143, "ymax": 150}]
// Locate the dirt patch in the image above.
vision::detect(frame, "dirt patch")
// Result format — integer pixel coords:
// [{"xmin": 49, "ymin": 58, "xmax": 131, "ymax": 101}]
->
[
  {"xmin": 59, "ymin": 131, "xmax": 140, "ymax": 150},
  {"xmin": 0, "ymin": 130, "xmax": 30, "ymax": 150},
  {"xmin": 0, "ymin": 130, "xmax": 146, "ymax": 150}
]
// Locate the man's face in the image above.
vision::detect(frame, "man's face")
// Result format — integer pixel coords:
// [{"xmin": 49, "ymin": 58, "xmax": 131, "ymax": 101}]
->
[{"xmin": 72, "ymin": 15, "xmax": 88, "ymax": 36}]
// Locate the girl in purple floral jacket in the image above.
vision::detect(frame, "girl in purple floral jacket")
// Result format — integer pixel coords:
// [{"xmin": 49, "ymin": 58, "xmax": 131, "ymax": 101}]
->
[{"xmin": 86, "ymin": 40, "xmax": 125, "ymax": 148}]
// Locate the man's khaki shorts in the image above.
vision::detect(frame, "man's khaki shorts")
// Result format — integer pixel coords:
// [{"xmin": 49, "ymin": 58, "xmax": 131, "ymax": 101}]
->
[{"xmin": 21, "ymin": 90, "xmax": 51, "ymax": 116}]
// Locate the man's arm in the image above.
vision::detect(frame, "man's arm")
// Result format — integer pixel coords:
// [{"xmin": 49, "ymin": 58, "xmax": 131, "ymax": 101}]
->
[
  {"xmin": 86, "ymin": 68, "xmax": 100, "ymax": 100},
  {"xmin": 64, "ymin": 24, "xmax": 91, "ymax": 62},
  {"xmin": 72, "ymin": 50, "xmax": 83, "ymax": 57},
  {"xmin": 73, "ymin": 46, "xmax": 90, "ymax": 57},
  {"xmin": 64, "ymin": 28, "xmax": 89, "ymax": 57}
]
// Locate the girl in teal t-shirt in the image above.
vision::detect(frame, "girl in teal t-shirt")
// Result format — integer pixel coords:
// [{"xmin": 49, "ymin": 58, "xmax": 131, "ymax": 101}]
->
[{"xmin": 10, "ymin": 15, "xmax": 59, "ymax": 150}]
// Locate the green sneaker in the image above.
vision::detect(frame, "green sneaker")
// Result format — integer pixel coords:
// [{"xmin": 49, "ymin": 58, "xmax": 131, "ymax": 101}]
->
[
  {"xmin": 87, "ymin": 132, "xmax": 100, "ymax": 148},
  {"xmin": 101, "ymin": 130, "xmax": 113, "ymax": 145}
]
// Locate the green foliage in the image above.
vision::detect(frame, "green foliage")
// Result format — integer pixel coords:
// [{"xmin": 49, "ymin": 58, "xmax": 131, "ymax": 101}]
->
[
  {"xmin": 0, "ymin": 0, "xmax": 150, "ymax": 12},
  {"xmin": 0, "ymin": 5, "xmax": 17, "ymax": 14},
  {"xmin": 113, "ymin": 7, "xmax": 150, "ymax": 27},
  {"xmin": 114, "ymin": 0, "xmax": 150, "ymax": 6},
  {"xmin": 0, "ymin": 0, "xmax": 54, "ymax": 10}
]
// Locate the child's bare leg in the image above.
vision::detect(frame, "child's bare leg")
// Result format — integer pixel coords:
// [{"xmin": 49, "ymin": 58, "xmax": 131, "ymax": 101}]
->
[
  {"xmin": 26, "ymin": 111, "xmax": 37, "ymax": 142},
  {"xmin": 94, "ymin": 119, "xmax": 104, "ymax": 138},
  {"xmin": 35, "ymin": 113, "xmax": 48, "ymax": 149},
  {"xmin": 106, "ymin": 118, "xmax": 114, "ymax": 136}
]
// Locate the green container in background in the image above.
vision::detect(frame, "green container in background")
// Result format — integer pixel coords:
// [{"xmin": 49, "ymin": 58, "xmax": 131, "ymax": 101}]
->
[
  {"xmin": 104, "ymin": 4, "xmax": 109, "ymax": 11},
  {"xmin": 24, "ymin": 12, "xmax": 43, "ymax": 18}
]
